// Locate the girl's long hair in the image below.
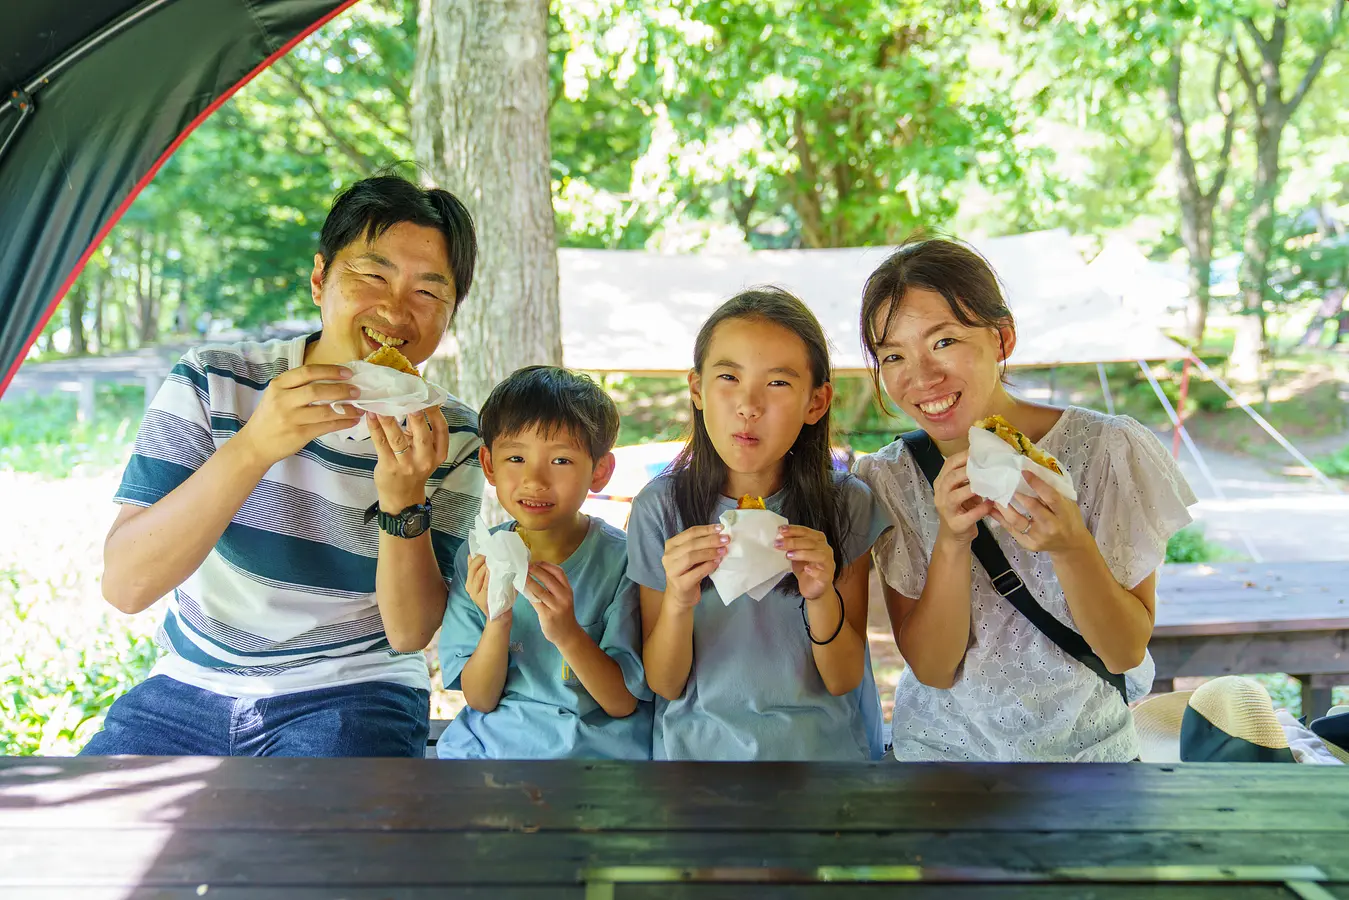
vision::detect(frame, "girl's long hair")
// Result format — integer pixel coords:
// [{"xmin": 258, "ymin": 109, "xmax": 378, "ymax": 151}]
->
[{"xmin": 666, "ymin": 287, "xmax": 849, "ymax": 582}]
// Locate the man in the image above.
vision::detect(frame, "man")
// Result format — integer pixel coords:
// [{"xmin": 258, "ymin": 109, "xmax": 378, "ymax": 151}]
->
[{"xmin": 82, "ymin": 174, "xmax": 482, "ymax": 757}]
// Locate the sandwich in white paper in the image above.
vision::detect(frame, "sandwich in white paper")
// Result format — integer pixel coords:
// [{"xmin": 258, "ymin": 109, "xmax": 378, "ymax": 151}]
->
[
  {"xmin": 966, "ymin": 415, "xmax": 1076, "ymax": 508},
  {"xmin": 467, "ymin": 514, "xmax": 532, "ymax": 620},
  {"xmin": 317, "ymin": 359, "xmax": 449, "ymax": 441},
  {"xmin": 708, "ymin": 498, "xmax": 792, "ymax": 605}
]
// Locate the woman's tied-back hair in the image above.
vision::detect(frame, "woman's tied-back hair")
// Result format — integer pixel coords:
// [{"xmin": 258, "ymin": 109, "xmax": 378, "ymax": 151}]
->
[
  {"xmin": 667, "ymin": 287, "xmax": 849, "ymax": 585},
  {"xmin": 858, "ymin": 236, "xmax": 1016, "ymax": 410}
]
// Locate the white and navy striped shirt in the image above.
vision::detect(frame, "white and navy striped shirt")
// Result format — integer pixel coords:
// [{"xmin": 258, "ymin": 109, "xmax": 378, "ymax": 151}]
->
[{"xmin": 114, "ymin": 335, "xmax": 484, "ymax": 698}]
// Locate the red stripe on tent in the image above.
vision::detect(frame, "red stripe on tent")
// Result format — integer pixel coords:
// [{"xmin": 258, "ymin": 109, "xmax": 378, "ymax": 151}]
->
[{"xmin": 0, "ymin": 0, "xmax": 363, "ymax": 398}]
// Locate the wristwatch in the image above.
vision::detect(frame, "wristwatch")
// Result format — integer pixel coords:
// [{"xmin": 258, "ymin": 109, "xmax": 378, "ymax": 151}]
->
[{"xmin": 377, "ymin": 500, "xmax": 433, "ymax": 538}]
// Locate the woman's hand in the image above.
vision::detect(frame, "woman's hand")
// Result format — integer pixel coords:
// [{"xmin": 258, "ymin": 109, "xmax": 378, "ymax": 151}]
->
[
  {"xmin": 932, "ymin": 450, "xmax": 995, "ymax": 545},
  {"xmin": 990, "ymin": 471, "xmax": 1091, "ymax": 555}
]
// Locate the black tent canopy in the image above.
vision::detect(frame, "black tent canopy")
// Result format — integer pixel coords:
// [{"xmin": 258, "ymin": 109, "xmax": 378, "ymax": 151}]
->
[{"xmin": 0, "ymin": 0, "xmax": 355, "ymax": 395}]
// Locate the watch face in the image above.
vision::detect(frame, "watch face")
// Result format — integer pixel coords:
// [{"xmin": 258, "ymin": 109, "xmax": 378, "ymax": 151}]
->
[{"xmin": 401, "ymin": 509, "xmax": 431, "ymax": 538}]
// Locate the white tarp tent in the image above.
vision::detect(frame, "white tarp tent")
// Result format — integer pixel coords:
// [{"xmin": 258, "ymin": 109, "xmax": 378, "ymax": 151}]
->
[
  {"xmin": 1087, "ymin": 237, "xmax": 1192, "ymax": 320},
  {"xmin": 559, "ymin": 229, "xmax": 1190, "ymax": 374}
]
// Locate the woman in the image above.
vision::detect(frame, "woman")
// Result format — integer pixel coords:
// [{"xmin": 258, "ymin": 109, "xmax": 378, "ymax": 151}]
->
[{"xmin": 854, "ymin": 238, "xmax": 1197, "ymax": 762}]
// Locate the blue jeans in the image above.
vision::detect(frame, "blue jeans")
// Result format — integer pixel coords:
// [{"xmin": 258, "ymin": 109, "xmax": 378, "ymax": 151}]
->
[{"xmin": 80, "ymin": 675, "xmax": 429, "ymax": 757}]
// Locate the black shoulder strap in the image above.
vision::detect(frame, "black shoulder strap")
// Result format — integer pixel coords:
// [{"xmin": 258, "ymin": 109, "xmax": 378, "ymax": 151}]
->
[{"xmin": 898, "ymin": 430, "xmax": 1128, "ymax": 704}]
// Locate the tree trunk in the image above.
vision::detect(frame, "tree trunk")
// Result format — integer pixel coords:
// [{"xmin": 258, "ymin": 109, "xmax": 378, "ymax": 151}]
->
[
  {"xmin": 1162, "ymin": 47, "xmax": 1232, "ymax": 352},
  {"xmin": 92, "ymin": 266, "xmax": 106, "ymax": 353},
  {"xmin": 411, "ymin": 0, "xmax": 560, "ymax": 410},
  {"xmin": 115, "ymin": 276, "xmax": 131, "ymax": 351},
  {"xmin": 1232, "ymin": 125, "xmax": 1280, "ymax": 379},
  {"xmin": 1300, "ymin": 287, "xmax": 1346, "ymax": 348},
  {"xmin": 67, "ymin": 280, "xmax": 88, "ymax": 356}
]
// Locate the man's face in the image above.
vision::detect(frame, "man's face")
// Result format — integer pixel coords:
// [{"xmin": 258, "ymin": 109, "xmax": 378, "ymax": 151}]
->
[{"xmin": 309, "ymin": 221, "xmax": 456, "ymax": 366}]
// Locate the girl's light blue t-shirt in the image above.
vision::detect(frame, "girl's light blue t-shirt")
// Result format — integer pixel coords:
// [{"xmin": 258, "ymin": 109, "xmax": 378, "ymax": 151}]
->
[{"xmin": 626, "ymin": 472, "xmax": 888, "ymax": 761}]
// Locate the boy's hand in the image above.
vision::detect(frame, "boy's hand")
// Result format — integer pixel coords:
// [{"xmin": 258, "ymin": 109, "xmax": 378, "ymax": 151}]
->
[
  {"xmin": 465, "ymin": 553, "xmax": 508, "ymax": 620},
  {"xmin": 236, "ymin": 365, "xmax": 362, "ymax": 467},
  {"xmin": 524, "ymin": 562, "xmax": 584, "ymax": 648}
]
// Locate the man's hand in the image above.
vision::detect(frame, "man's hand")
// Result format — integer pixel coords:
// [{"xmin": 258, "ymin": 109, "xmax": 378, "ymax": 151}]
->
[
  {"xmin": 368, "ymin": 407, "xmax": 450, "ymax": 513},
  {"xmin": 236, "ymin": 365, "xmax": 362, "ymax": 468}
]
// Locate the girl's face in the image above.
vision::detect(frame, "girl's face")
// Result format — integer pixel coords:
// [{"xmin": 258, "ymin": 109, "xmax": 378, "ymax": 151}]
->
[
  {"xmin": 872, "ymin": 287, "xmax": 1015, "ymax": 444},
  {"xmin": 690, "ymin": 316, "xmax": 832, "ymax": 491}
]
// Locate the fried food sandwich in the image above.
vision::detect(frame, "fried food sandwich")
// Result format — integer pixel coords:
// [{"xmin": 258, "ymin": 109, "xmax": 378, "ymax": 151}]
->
[{"xmin": 973, "ymin": 414, "xmax": 1063, "ymax": 475}]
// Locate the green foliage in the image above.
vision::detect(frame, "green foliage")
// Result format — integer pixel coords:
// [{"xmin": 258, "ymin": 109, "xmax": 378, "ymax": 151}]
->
[
  {"xmin": 0, "ymin": 385, "xmax": 145, "ymax": 477},
  {"xmin": 1243, "ymin": 673, "xmax": 1349, "ymax": 719},
  {"xmin": 1315, "ymin": 444, "xmax": 1349, "ymax": 478},
  {"xmin": 1165, "ymin": 524, "xmax": 1231, "ymax": 564},
  {"xmin": 1, "ymin": 573, "xmax": 159, "ymax": 756}
]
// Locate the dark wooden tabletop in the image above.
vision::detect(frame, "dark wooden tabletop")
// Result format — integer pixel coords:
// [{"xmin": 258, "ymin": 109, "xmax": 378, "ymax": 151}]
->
[{"xmin": 1, "ymin": 757, "xmax": 1346, "ymax": 899}]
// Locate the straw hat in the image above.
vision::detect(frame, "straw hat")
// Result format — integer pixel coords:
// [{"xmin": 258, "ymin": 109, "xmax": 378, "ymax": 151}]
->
[{"xmin": 1132, "ymin": 677, "xmax": 1295, "ymax": 763}]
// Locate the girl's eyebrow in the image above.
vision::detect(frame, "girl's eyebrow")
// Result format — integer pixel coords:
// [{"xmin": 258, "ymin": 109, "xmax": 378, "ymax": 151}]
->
[{"xmin": 709, "ymin": 359, "xmax": 801, "ymax": 377}]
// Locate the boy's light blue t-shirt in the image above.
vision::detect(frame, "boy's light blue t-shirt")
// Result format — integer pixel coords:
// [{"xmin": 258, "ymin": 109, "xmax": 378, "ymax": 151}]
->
[
  {"xmin": 626, "ymin": 471, "xmax": 889, "ymax": 761},
  {"xmin": 437, "ymin": 516, "xmax": 653, "ymax": 760}
]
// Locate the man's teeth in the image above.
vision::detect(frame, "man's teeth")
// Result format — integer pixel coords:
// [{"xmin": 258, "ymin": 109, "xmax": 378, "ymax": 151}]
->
[
  {"xmin": 363, "ymin": 326, "xmax": 406, "ymax": 347},
  {"xmin": 919, "ymin": 394, "xmax": 957, "ymax": 415}
]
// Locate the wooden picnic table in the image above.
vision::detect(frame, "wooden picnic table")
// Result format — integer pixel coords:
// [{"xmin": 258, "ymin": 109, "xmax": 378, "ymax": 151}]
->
[
  {"xmin": 1, "ymin": 756, "xmax": 1346, "ymax": 899},
  {"xmin": 1152, "ymin": 562, "xmax": 1349, "ymax": 717}
]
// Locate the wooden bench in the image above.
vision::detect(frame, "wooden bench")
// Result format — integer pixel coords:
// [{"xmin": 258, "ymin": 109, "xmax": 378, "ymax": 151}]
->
[{"xmin": 1151, "ymin": 561, "xmax": 1349, "ymax": 718}]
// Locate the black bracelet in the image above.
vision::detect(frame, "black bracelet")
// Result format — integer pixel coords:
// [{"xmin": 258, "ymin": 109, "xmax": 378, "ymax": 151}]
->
[{"xmin": 800, "ymin": 589, "xmax": 846, "ymax": 645}]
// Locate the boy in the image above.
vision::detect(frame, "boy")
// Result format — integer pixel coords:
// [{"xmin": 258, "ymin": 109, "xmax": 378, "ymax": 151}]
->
[{"xmin": 436, "ymin": 366, "xmax": 653, "ymax": 759}]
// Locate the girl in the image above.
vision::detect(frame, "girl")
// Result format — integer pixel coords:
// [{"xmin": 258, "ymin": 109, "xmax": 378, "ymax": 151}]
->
[
  {"xmin": 627, "ymin": 287, "xmax": 889, "ymax": 761},
  {"xmin": 853, "ymin": 238, "xmax": 1197, "ymax": 762}
]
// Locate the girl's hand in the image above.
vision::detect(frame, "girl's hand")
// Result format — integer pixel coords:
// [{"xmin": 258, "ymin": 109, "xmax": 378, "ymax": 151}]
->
[
  {"xmin": 932, "ymin": 450, "xmax": 995, "ymax": 546},
  {"xmin": 990, "ymin": 471, "xmax": 1091, "ymax": 555},
  {"xmin": 775, "ymin": 525, "xmax": 836, "ymax": 601},
  {"xmin": 660, "ymin": 524, "xmax": 728, "ymax": 610}
]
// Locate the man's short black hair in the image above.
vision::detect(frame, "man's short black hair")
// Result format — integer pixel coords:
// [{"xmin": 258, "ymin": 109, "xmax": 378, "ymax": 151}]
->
[
  {"xmin": 319, "ymin": 171, "xmax": 477, "ymax": 308},
  {"xmin": 480, "ymin": 366, "xmax": 620, "ymax": 463}
]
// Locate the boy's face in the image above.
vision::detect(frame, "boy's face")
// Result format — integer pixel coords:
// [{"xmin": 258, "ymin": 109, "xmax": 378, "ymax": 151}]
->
[
  {"xmin": 480, "ymin": 425, "xmax": 615, "ymax": 531},
  {"xmin": 309, "ymin": 221, "xmax": 456, "ymax": 366}
]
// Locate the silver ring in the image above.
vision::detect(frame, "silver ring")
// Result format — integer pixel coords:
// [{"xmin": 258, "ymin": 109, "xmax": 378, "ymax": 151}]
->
[
  {"xmin": 394, "ymin": 446, "xmax": 410, "ymax": 456},
  {"xmin": 1021, "ymin": 515, "xmax": 1033, "ymax": 535}
]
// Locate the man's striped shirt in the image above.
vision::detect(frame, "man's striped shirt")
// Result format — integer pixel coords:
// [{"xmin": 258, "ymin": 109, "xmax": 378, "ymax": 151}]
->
[{"xmin": 114, "ymin": 335, "xmax": 484, "ymax": 698}]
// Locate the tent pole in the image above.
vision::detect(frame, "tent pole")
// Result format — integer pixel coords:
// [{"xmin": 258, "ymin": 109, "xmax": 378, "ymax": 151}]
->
[
  {"xmin": 1186, "ymin": 354, "xmax": 1340, "ymax": 492},
  {"xmin": 1172, "ymin": 358, "xmax": 1192, "ymax": 459},
  {"xmin": 1137, "ymin": 360, "xmax": 1263, "ymax": 563},
  {"xmin": 1096, "ymin": 363, "xmax": 1116, "ymax": 416},
  {"xmin": 0, "ymin": 101, "xmax": 30, "ymax": 166}
]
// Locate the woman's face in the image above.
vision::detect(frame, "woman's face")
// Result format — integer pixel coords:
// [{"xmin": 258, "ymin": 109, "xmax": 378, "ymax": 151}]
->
[{"xmin": 871, "ymin": 287, "xmax": 1015, "ymax": 444}]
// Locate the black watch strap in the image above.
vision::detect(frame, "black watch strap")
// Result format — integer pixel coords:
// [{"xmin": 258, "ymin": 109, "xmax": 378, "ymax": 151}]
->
[{"xmin": 376, "ymin": 500, "xmax": 432, "ymax": 538}]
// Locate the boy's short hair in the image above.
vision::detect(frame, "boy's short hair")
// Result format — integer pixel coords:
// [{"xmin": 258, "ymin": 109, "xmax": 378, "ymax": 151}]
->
[{"xmin": 479, "ymin": 366, "xmax": 620, "ymax": 463}]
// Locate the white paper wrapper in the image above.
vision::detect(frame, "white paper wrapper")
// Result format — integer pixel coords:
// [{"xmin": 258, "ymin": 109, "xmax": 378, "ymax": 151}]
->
[
  {"xmin": 709, "ymin": 507, "xmax": 792, "ymax": 606},
  {"xmin": 966, "ymin": 426, "xmax": 1077, "ymax": 508},
  {"xmin": 318, "ymin": 360, "xmax": 450, "ymax": 441},
  {"xmin": 467, "ymin": 514, "xmax": 532, "ymax": 620}
]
